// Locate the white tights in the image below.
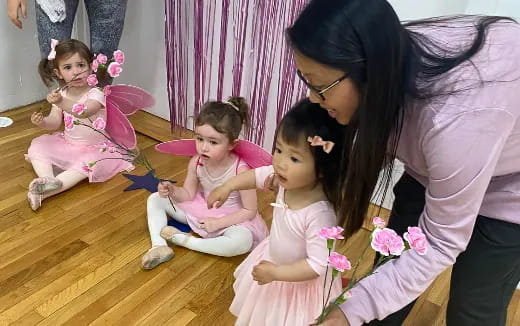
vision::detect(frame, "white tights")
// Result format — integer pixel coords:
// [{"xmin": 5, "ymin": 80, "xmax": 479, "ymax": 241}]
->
[{"xmin": 146, "ymin": 192, "xmax": 253, "ymax": 257}]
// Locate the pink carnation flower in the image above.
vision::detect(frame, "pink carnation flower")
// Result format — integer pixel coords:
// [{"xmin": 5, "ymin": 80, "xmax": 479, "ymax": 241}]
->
[
  {"xmin": 91, "ymin": 59, "xmax": 99, "ymax": 72},
  {"xmin": 99, "ymin": 141, "xmax": 116, "ymax": 153},
  {"xmin": 403, "ymin": 227, "xmax": 428, "ymax": 255},
  {"xmin": 86, "ymin": 74, "xmax": 98, "ymax": 86},
  {"xmin": 96, "ymin": 53, "xmax": 108, "ymax": 64},
  {"xmin": 372, "ymin": 216, "xmax": 386, "ymax": 229},
  {"xmin": 64, "ymin": 114, "xmax": 74, "ymax": 129},
  {"xmin": 107, "ymin": 62, "xmax": 122, "ymax": 78},
  {"xmin": 327, "ymin": 252, "xmax": 351, "ymax": 272},
  {"xmin": 92, "ymin": 117, "xmax": 106, "ymax": 130},
  {"xmin": 82, "ymin": 163, "xmax": 94, "ymax": 173},
  {"xmin": 318, "ymin": 226, "xmax": 345, "ymax": 240},
  {"xmin": 71, "ymin": 103, "xmax": 85, "ymax": 115},
  {"xmin": 371, "ymin": 228, "xmax": 405, "ymax": 256},
  {"xmin": 113, "ymin": 50, "xmax": 125, "ymax": 64},
  {"xmin": 103, "ymin": 86, "xmax": 112, "ymax": 97}
]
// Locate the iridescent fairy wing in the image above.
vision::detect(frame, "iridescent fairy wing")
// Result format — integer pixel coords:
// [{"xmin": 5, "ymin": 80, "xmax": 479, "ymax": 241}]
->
[{"xmin": 104, "ymin": 85, "xmax": 155, "ymax": 149}]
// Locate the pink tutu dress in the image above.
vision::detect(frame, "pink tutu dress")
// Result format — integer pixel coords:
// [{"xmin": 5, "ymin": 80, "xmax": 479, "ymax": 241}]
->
[
  {"xmin": 176, "ymin": 155, "xmax": 268, "ymax": 248},
  {"xmin": 230, "ymin": 165, "xmax": 342, "ymax": 326},
  {"xmin": 25, "ymin": 88, "xmax": 134, "ymax": 182}
]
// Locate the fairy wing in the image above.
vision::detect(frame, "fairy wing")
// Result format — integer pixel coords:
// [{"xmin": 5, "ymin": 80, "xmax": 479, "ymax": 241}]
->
[
  {"xmin": 156, "ymin": 139, "xmax": 272, "ymax": 168},
  {"xmin": 104, "ymin": 85, "xmax": 155, "ymax": 149},
  {"xmin": 105, "ymin": 85, "xmax": 155, "ymax": 115}
]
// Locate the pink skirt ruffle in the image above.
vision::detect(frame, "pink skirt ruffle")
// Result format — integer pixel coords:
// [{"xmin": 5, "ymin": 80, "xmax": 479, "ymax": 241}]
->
[
  {"xmin": 177, "ymin": 192, "xmax": 268, "ymax": 249},
  {"xmin": 230, "ymin": 238, "xmax": 343, "ymax": 326},
  {"xmin": 26, "ymin": 132, "xmax": 134, "ymax": 183}
]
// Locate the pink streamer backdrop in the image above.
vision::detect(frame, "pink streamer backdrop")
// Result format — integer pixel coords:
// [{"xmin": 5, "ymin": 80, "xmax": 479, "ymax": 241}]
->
[{"xmin": 164, "ymin": 0, "xmax": 308, "ymax": 147}]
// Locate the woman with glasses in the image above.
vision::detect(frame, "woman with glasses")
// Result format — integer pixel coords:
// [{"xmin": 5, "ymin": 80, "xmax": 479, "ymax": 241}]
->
[{"xmin": 288, "ymin": 0, "xmax": 520, "ymax": 325}]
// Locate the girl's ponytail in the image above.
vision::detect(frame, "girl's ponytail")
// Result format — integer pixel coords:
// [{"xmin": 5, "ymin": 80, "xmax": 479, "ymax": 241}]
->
[{"xmin": 38, "ymin": 58, "xmax": 55, "ymax": 87}]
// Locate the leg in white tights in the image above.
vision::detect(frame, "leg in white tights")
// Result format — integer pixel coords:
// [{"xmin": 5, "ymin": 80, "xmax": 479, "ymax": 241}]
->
[{"xmin": 142, "ymin": 192, "xmax": 187, "ymax": 269}]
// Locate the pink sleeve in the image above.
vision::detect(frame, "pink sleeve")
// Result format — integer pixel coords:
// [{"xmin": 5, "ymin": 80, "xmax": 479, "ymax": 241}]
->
[
  {"xmin": 254, "ymin": 165, "xmax": 274, "ymax": 190},
  {"xmin": 87, "ymin": 88, "xmax": 106, "ymax": 106},
  {"xmin": 340, "ymin": 108, "xmax": 515, "ymax": 325},
  {"xmin": 305, "ymin": 205, "xmax": 338, "ymax": 275}
]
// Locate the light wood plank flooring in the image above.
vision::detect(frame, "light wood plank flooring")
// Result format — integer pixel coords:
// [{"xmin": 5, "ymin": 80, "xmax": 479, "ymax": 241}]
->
[{"xmin": 0, "ymin": 104, "xmax": 518, "ymax": 325}]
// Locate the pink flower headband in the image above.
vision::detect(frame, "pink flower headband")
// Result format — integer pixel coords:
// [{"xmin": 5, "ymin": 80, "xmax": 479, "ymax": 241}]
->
[
  {"xmin": 307, "ymin": 136, "xmax": 335, "ymax": 154},
  {"xmin": 47, "ymin": 39, "xmax": 59, "ymax": 60}
]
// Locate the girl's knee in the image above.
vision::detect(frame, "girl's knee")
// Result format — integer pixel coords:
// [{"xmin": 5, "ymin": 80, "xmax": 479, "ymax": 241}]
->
[{"xmin": 147, "ymin": 192, "xmax": 162, "ymax": 206}]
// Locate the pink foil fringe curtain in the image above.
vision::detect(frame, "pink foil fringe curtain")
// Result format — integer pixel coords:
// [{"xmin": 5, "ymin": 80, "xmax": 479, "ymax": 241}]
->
[{"xmin": 164, "ymin": 0, "xmax": 308, "ymax": 147}]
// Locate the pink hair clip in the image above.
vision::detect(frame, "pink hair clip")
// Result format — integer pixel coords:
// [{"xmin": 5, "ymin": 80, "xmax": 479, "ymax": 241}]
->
[
  {"xmin": 307, "ymin": 136, "xmax": 335, "ymax": 154},
  {"xmin": 47, "ymin": 39, "xmax": 59, "ymax": 60}
]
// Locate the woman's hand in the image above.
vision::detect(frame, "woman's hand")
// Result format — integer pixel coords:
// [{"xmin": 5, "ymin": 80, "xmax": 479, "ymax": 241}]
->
[
  {"xmin": 46, "ymin": 91, "xmax": 62, "ymax": 105},
  {"xmin": 7, "ymin": 0, "xmax": 26, "ymax": 29},
  {"xmin": 311, "ymin": 308, "xmax": 351, "ymax": 326},
  {"xmin": 31, "ymin": 111, "xmax": 45, "ymax": 127},
  {"xmin": 252, "ymin": 260, "xmax": 279, "ymax": 285},
  {"xmin": 158, "ymin": 181, "xmax": 175, "ymax": 198},
  {"xmin": 207, "ymin": 184, "xmax": 232, "ymax": 209}
]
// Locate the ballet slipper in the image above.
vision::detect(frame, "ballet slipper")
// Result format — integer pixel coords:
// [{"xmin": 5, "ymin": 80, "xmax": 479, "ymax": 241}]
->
[
  {"xmin": 160, "ymin": 226, "xmax": 192, "ymax": 246},
  {"xmin": 27, "ymin": 191, "xmax": 42, "ymax": 211},
  {"xmin": 141, "ymin": 246, "xmax": 174, "ymax": 270},
  {"xmin": 29, "ymin": 177, "xmax": 62, "ymax": 194}
]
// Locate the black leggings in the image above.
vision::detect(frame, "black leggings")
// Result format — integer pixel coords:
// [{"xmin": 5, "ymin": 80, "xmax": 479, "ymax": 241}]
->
[{"xmin": 366, "ymin": 173, "xmax": 520, "ymax": 326}]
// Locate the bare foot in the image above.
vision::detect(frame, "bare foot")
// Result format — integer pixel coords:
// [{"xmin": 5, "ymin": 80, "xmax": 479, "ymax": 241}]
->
[
  {"xmin": 27, "ymin": 191, "xmax": 42, "ymax": 211},
  {"xmin": 29, "ymin": 177, "xmax": 62, "ymax": 194},
  {"xmin": 141, "ymin": 246, "xmax": 174, "ymax": 270}
]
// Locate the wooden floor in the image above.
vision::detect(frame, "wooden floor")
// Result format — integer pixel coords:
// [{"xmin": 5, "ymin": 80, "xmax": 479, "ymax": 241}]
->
[{"xmin": 0, "ymin": 103, "xmax": 518, "ymax": 325}]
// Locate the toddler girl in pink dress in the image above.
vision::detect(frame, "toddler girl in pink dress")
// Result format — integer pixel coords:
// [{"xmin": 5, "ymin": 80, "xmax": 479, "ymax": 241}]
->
[
  {"xmin": 208, "ymin": 99, "xmax": 346, "ymax": 325},
  {"xmin": 142, "ymin": 97, "xmax": 269, "ymax": 269},
  {"xmin": 25, "ymin": 39, "xmax": 133, "ymax": 210}
]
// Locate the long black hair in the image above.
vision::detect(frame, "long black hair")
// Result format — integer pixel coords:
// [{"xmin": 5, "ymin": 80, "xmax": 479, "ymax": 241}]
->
[
  {"xmin": 287, "ymin": 0, "xmax": 516, "ymax": 236},
  {"xmin": 276, "ymin": 99, "xmax": 346, "ymax": 207}
]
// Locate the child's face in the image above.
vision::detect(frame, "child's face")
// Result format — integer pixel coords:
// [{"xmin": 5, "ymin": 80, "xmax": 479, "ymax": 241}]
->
[
  {"xmin": 272, "ymin": 136, "xmax": 317, "ymax": 191},
  {"xmin": 53, "ymin": 52, "xmax": 91, "ymax": 87},
  {"xmin": 194, "ymin": 124, "xmax": 236, "ymax": 162}
]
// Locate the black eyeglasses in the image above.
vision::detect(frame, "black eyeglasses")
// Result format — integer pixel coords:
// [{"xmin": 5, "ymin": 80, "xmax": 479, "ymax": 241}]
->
[{"xmin": 296, "ymin": 69, "xmax": 349, "ymax": 101}]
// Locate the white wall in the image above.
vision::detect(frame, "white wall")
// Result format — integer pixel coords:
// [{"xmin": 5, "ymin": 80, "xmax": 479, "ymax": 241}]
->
[
  {"xmin": 0, "ymin": 1, "xmax": 47, "ymax": 112},
  {"xmin": 388, "ymin": 0, "xmax": 469, "ymax": 20}
]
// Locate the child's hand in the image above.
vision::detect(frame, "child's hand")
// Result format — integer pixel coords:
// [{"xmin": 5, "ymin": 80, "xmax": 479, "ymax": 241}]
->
[
  {"xmin": 198, "ymin": 217, "xmax": 222, "ymax": 233},
  {"xmin": 46, "ymin": 90, "xmax": 62, "ymax": 104},
  {"xmin": 252, "ymin": 260, "xmax": 279, "ymax": 285},
  {"xmin": 31, "ymin": 111, "xmax": 45, "ymax": 126},
  {"xmin": 158, "ymin": 181, "xmax": 175, "ymax": 198},
  {"xmin": 264, "ymin": 173, "xmax": 279, "ymax": 191},
  {"xmin": 207, "ymin": 184, "xmax": 231, "ymax": 209}
]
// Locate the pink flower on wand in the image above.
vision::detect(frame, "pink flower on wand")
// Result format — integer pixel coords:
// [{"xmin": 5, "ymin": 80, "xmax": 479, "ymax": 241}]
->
[
  {"xmin": 100, "ymin": 141, "xmax": 116, "ymax": 153},
  {"xmin": 71, "ymin": 103, "xmax": 85, "ymax": 115},
  {"xmin": 318, "ymin": 226, "xmax": 345, "ymax": 240},
  {"xmin": 327, "ymin": 252, "xmax": 351, "ymax": 272},
  {"xmin": 92, "ymin": 117, "xmax": 106, "ymax": 130},
  {"xmin": 404, "ymin": 227, "xmax": 428, "ymax": 255},
  {"xmin": 103, "ymin": 86, "xmax": 111, "ymax": 97},
  {"xmin": 96, "ymin": 53, "xmax": 108, "ymax": 64},
  {"xmin": 107, "ymin": 62, "xmax": 122, "ymax": 78},
  {"xmin": 82, "ymin": 162, "xmax": 94, "ymax": 173},
  {"xmin": 86, "ymin": 74, "xmax": 98, "ymax": 86},
  {"xmin": 372, "ymin": 216, "xmax": 386, "ymax": 229},
  {"xmin": 91, "ymin": 59, "xmax": 99, "ymax": 72},
  {"xmin": 64, "ymin": 114, "xmax": 74, "ymax": 129},
  {"xmin": 113, "ymin": 50, "xmax": 125, "ymax": 64},
  {"xmin": 371, "ymin": 228, "xmax": 405, "ymax": 256}
]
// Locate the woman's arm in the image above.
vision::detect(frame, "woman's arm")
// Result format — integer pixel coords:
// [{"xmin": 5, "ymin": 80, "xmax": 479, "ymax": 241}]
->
[
  {"xmin": 339, "ymin": 108, "xmax": 515, "ymax": 326},
  {"xmin": 200, "ymin": 165, "xmax": 258, "ymax": 231}
]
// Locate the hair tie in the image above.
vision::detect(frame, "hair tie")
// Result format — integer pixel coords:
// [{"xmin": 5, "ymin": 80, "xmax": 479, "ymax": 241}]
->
[
  {"xmin": 226, "ymin": 101, "xmax": 240, "ymax": 112},
  {"xmin": 307, "ymin": 136, "xmax": 335, "ymax": 153},
  {"xmin": 48, "ymin": 39, "xmax": 59, "ymax": 60}
]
